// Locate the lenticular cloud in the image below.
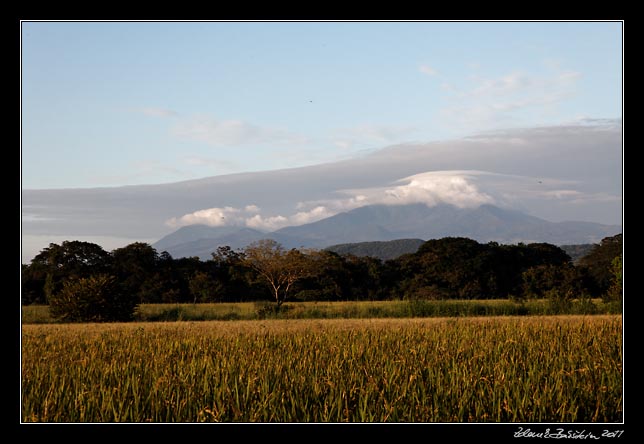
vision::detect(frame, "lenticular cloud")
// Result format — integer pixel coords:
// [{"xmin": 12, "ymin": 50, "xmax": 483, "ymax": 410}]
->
[
  {"xmin": 379, "ymin": 171, "xmax": 496, "ymax": 208},
  {"xmin": 165, "ymin": 170, "xmax": 497, "ymax": 231},
  {"xmin": 165, "ymin": 205, "xmax": 260, "ymax": 228}
]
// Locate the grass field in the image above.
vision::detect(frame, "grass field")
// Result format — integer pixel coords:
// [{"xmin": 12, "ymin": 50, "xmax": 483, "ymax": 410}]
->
[
  {"xmin": 21, "ymin": 298, "xmax": 621, "ymax": 324},
  {"xmin": 21, "ymin": 315, "xmax": 622, "ymax": 423}
]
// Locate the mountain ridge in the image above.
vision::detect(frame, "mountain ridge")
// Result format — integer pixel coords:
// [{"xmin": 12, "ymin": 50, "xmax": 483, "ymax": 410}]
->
[
  {"xmin": 324, "ymin": 239, "xmax": 426, "ymax": 261},
  {"xmin": 153, "ymin": 203, "xmax": 621, "ymax": 260}
]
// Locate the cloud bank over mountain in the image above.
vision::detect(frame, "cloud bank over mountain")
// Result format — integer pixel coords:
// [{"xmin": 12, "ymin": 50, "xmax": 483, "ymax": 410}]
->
[
  {"xmin": 165, "ymin": 171, "xmax": 499, "ymax": 232},
  {"xmin": 21, "ymin": 120, "xmax": 622, "ymax": 262}
]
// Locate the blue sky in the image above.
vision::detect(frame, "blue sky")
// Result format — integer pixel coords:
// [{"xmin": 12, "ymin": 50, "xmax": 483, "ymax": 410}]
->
[{"xmin": 21, "ymin": 21, "xmax": 623, "ymax": 189}]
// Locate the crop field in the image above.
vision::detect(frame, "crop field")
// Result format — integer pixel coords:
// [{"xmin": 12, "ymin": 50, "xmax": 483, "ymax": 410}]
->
[{"xmin": 21, "ymin": 315, "xmax": 622, "ymax": 423}]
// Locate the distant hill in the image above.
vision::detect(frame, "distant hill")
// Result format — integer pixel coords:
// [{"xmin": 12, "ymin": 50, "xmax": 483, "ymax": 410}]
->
[
  {"xmin": 274, "ymin": 203, "xmax": 621, "ymax": 247},
  {"xmin": 154, "ymin": 203, "xmax": 622, "ymax": 260},
  {"xmin": 155, "ymin": 227, "xmax": 266, "ymax": 260},
  {"xmin": 327, "ymin": 240, "xmax": 604, "ymax": 263},
  {"xmin": 152, "ymin": 225, "xmax": 253, "ymax": 252},
  {"xmin": 560, "ymin": 243, "xmax": 597, "ymax": 263},
  {"xmin": 153, "ymin": 225, "xmax": 317, "ymax": 260},
  {"xmin": 325, "ymin": 239, "xmax": 425, "ymax": 261}
]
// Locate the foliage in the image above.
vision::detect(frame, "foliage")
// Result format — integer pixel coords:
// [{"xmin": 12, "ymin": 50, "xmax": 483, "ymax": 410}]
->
[
  {"xmin": 188, "ymin": 271, "xmax": 219, "ymax": 303},
  {"xmin": 110, "ymin": 242, "xmax": 160, "ymax": 303},
  {"xmin": 521, "ymin": 263, "xmax": 588, "ymax": 299},
  {"xmin": 577, "ymin": 233, "xmax": 623, "ymax": 295},
  {"xmin": 210, "ymin": 246, "xmax": 257, "ymax": 302},
  {"xmin": 242, "ymin": 240, "xmax": 316, "ymax": 306},
  {"xmin": 27, "ymin": 240, "xmax": 112, "ymax": 304},
  {"xmin": 22, "ymin": 263, "xmax": 47, "ymax": 305},
  {"xmin": 390, "ymin": 237, "xmax": 573, "ymax": 300},
  {"xmin": 605, "ymin": 255, "xmax": 623, "ymax": 303},
  {"xmin": 48, "ymin": 274, "xmax": 138, "ymax": 322},
  {"xmin": 22, "ymin": 235, "xmax": 621, "ymax": 311}
]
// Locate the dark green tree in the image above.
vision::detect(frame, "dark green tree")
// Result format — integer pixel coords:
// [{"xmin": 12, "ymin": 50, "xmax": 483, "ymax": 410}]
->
[
  {"xmin": 605, "ymin": 254, "xmax": 623, "ymax": 302},
  {"xmin": 395, "ymin": 237, "xmax": 491, "ymax": 299},
  {"xmin": 111, "ymin": 242, "xmax": 160, "ymax": 303},
  {"xmin": 27, "ymin": 241, "xmax": 111, "ymax": 303},
  {"xmin": 21, "ymin": 263, "xmax": 48, "ymax": 305},
  {"xmin": 49, "ymin": 274, "xmax": 138, "ymax": 322},
  {"xmin": 577, "ymin": 234, "xmax": 623, "ymax": 295},
  {"xmin": 294, "ymin": 251, "xmax": 349, "ymax": 301},
  {"xmin": 210, "ymin": 246, "xmax": 256, "ymax": 302},
  {"xmin": 188, "ymin": 271, "xmax": 221, "ymax": 303},
  {"xmin": 389, "ymin": 237, "xmax": 573, "ymax": 300},
  {"xmin": 344, "ymin": 254, "xmax": 386, "ymax": 300},
  {"xmin": 521, "ymin": 263, "xmax": 588, "ymax": 299}
]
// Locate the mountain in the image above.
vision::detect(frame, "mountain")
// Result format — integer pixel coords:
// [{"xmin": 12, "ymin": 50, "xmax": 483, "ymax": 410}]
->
[
  {"xmin": 153, "ymin": 226, "xmax": 315, "ymax": 260},
  {"xmin": 153, "ymin": 225, "xmax": 253, "ymax": 252},
  {"xmin": 275, "ymin": 203, "xmax": 621, "ymax": 246},
  {"xmin": 154, "ymin": 227, "xmax": 266, "ymax": 260},
  {"xmin": 154, "ymin": 203, "xmax": 621, "ymax": 260},
  {"xmin": 325, "ymin": 239, "xmax": 426, "ymax": 261}
]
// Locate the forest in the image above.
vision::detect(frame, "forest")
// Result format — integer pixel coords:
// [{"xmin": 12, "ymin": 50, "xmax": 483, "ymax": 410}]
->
[{"xmin": 21, "ymin": 233, "xmax": 622, "ymax": 312}]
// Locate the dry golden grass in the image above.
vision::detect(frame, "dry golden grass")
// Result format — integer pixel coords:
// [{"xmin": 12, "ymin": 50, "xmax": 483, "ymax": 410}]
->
[{"xmin": 22, "ymin": 315, "xmax": 622, "ymax": 423}]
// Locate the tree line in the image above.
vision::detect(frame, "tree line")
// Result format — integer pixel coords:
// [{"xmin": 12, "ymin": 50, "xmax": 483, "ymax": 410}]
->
[{"xmin": 21, "ymin": 234, "xmax": 622, "ymax": 321}]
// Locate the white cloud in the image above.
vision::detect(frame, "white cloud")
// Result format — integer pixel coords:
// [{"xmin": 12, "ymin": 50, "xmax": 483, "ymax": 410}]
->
[
  {"xmin": 333, "ymin": 140, "xmax": 352, "ymax": 149},
  {"xmin": 245, "ymin": 214, "xmax": 289, "ymax": 231},
  {"xmin": 164, "ymin": 171, "xmax": 497, "ymax": 232},
  {"xmin": 543, "ymin": 189, "xmax": 583, "ymax": 200},
  {"xmin": 419, "ymin": 64, "xmax": 439, "ymax": 76},
  {"xmin": 183, "ymin": 156, "xmax": 239, "ymax": 170},
  {"xmin": 294, "ymin": 194, "xmax": 368, "ymax": 214},
  {"xmin": 166, "ymin": 203, "xmax": 335, "ymax": 232},
  {"xmin": 557, "ymin": 70, "xmax": 583, "ymax": 84},
  {"xmin": 166, "ymin": 206, "xmax": 247, "ymax": 228},
  {"xmin": 332, "ymin": 124, "xmax": 418, "ymax": 149},
  {"xmin": 541, "ymin": 190, "xmax": 621, "ymax": 205},
  {"xmin": 469, "ymin": 71, "xmax": 532, "ymax": 97},
  {"xmin": 290, "ymin": 206, "xmax": 334, "ymax": 225},
  {"xmin": 138, "ymin": 107, "xmax": 178, "ymax": 118},
  {"xmin": 164, "ymin": 204, "xmax": 300, "ymax": 232},
  {"xmin": 310, "ymin": 171, "xmax": 498, "ymax": 211},
  {"xmin": 440, "ymin": 66, "xmax": 583, "ymax": 131},
  {"xmin": 440, "ymin": 82, "xmax": 455, "ymax": 92},
  {"xmin": 379, "ymin": 172, "xmax": 496, "ymax": 208},
  {"xmin": 266, "ymin": 171, "xmax": 498, "ymax": 229},
  {"xmin": 171, "ymin": 114, "xmax": 305, "ymax": 147},
  {"xmin": 291, "ymin": 169, "xmax": 618, "ymax": 221}
]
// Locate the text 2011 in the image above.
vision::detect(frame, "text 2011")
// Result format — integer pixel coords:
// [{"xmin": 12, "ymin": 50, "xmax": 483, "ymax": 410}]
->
[{"xmin": 602, "ymin": 430, "xmax": 624, "ymax": 439}]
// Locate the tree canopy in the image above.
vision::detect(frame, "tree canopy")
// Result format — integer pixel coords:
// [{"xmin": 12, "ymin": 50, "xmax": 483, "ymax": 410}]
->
[
  {"xmin": 242, "ymin": 239, "xmax": 316, "ymax": 306},
  {"xmin": 577, "ymin": 233, "xmax": 622, "ymax": 294},
  {"xmin": 48, "ymin": 274, "xmax": 137, "ymax": 322},
  {"xmin": 22, "ymin": 234, "xmax": 622, "ymax": 315}
]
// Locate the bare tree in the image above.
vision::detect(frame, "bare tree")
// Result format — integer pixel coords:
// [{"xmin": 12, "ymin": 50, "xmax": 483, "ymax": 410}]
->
[{"xmin": 243, "ymin": 239, "xmax": 314, "ymax": 306}]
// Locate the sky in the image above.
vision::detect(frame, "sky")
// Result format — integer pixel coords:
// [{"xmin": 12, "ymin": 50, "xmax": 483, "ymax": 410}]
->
[{"xmin": 21, "ymin": 21, "xmax": 623, "ymax": 190}]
